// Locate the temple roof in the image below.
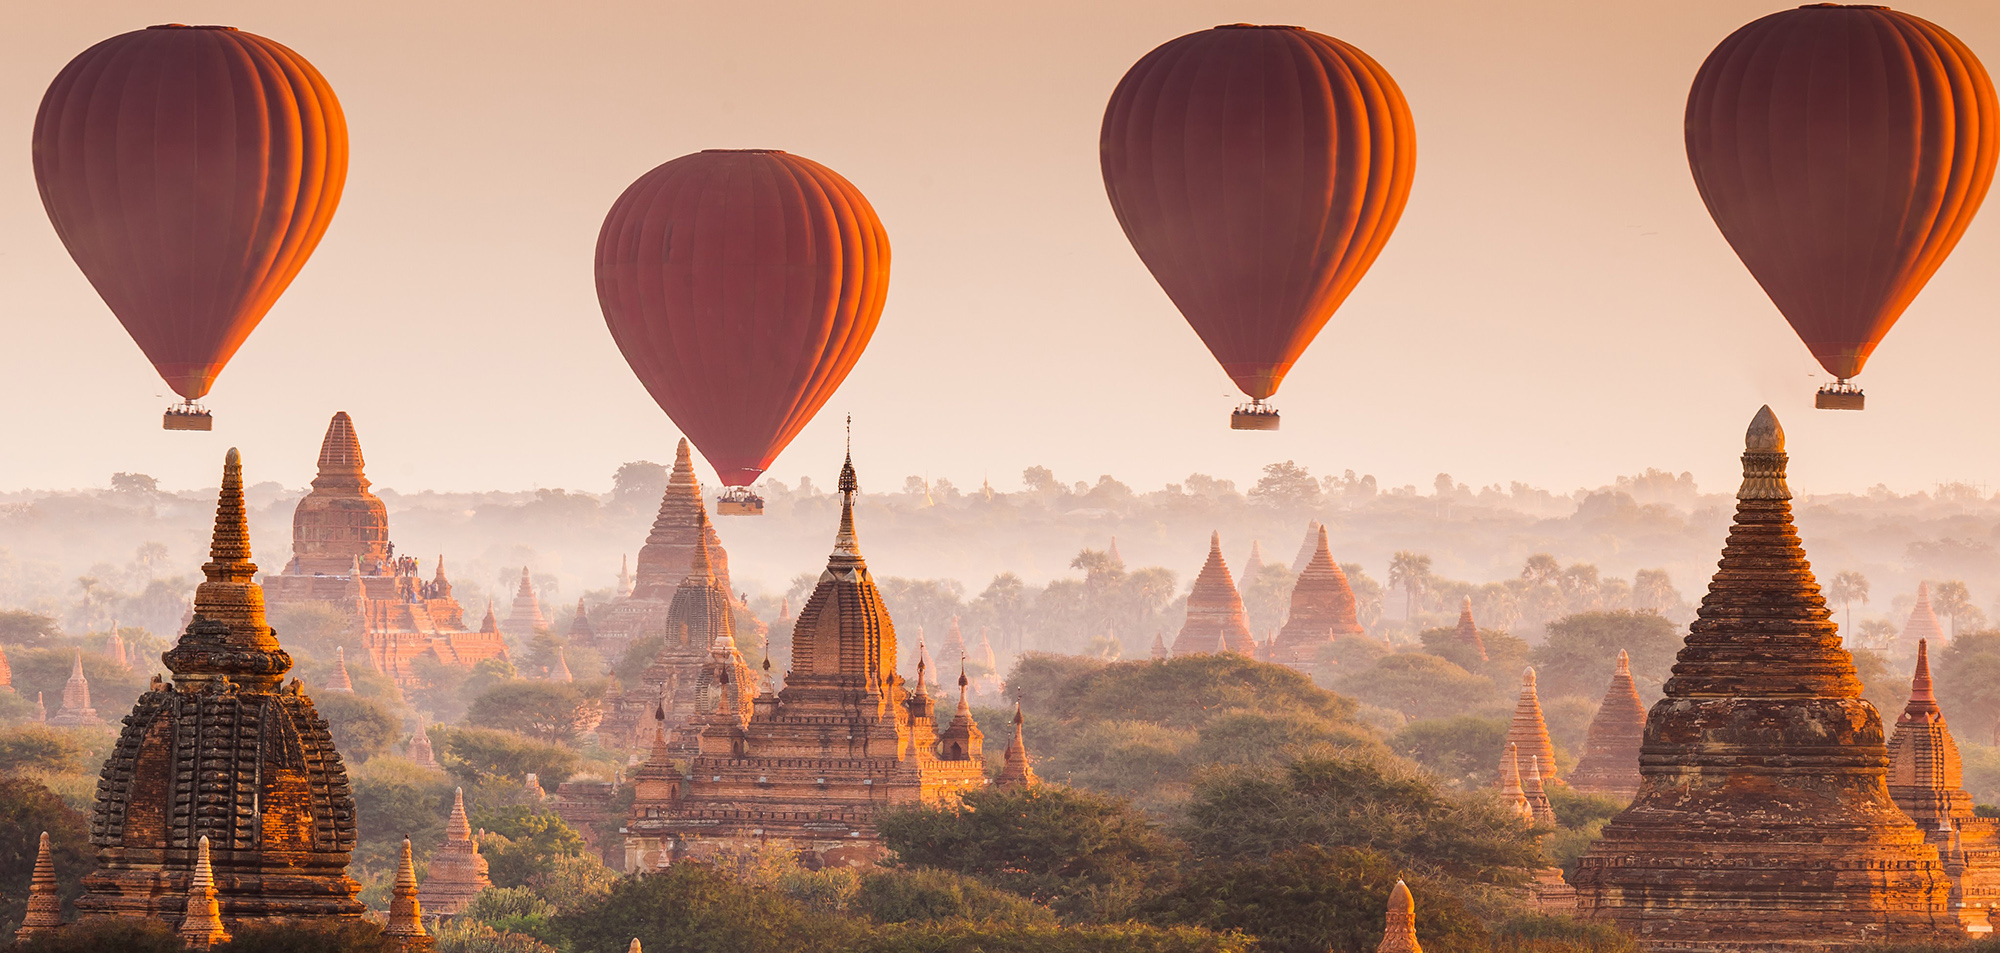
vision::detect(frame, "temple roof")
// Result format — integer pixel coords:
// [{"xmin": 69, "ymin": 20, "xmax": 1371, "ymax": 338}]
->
[
  {"xmin": 311, "ymin": 412, "xmax": 369, "ymax": 492},
  {"xmin": 1172, "ymin": 532, "xmax": 1255, "ymax": 655},
  {"xmin": 633, "ymin": 439, "xmax": 732, "ymax": 601},
  {"xmin": 166, "ymin": 449, "xmax": 291, "ymax": 690},
  {"xmin": 1376, "ymin": 879, "xmax": 1422, "ymax": 953},
  {"xmin": 997, "ymin": 702, "xmax": 1038, "ymax": 788},
  {"xmin": 1570, "ymin": 649, "xmax": 1647, "ymax": 798},
  {"xmin": 1272, "ymin": 525, "xmax": 1364, "ymax": 658}
]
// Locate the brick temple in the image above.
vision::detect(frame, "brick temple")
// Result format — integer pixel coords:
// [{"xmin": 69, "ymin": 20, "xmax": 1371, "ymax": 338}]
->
[
  {"xmin": 262, "ymin": 413, "xmax": 507, "ymax": 686},
  {"xmin": 1268, "ymin": 524, "xmax": 1365, "ymax": 667},
  {"xmin": 1569, "ymin": 650, "xmax": 1646, "ymax": 800},
  {"xmin": 593, "ymin": 439, "xmax": 735, "ymax": 657},
  {"xmin": 1172, "ymin": 532, "xmax": 1256, "ymax": 656},
  {"xmin": 623, "ymin": 452, "xmax": 989, "ymax": 869},
  {"xmin": 1573, "ymin": 407, "xmax": 1954, "ymax": 949},
  {"xmin": 1885, "ymin": 639, "xmax": 2000, "ymax": 932},
  {"xmin": 79, "ymin": 448, "xmax": 364, "ymax": 927}
]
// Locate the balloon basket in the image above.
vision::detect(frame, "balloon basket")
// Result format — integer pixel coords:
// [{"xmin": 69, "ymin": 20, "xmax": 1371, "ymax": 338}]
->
[
  {"xmin": 717, "ymin": 487, "xmax": 765, "ymax": 516},
  {"xmin": 1231, "ymin": 401, "xmax": 1280, "ymax": 431},
  {"xmin": 163, "ymin": 402, "xmax": 213, "ymax": 431},
  {"xmin": 1815, "ymin": 382, "xmax": 1864, "ymax": 411}
]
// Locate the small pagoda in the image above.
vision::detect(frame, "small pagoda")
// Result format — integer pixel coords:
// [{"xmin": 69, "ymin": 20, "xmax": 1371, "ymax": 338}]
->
[
  {"xmin": 1171, "ymin": 533, "xmax": 1256, "ymax": 655},
  {"xmin": 1572, "ymin": 407, "xmax": 1953, "ymax": 948},
  {"xmin": 1569, "ymin": 650, "xmax": 1646, "ymax": 800},
  {"xmin": 1268, "ymin": 525, "xmax": 1365, "ymax": 667}
]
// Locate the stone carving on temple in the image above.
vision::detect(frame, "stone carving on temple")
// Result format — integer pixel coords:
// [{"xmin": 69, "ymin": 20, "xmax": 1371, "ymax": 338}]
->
[
  {"xmin": 1376, "ymin": 879, "xmax": 1421, "ymax": 953},
  {"xmin": 594, "ymin": 439, "xmax": 735, "ymax": 656},
  {"xmin": 418, "ymin": 788, "xmax": 491, "ymax": 917},
  {"xmin": 1171, "ymin": 532, "xmax": 1256, "ymax": 656},
  {"xmin": 1886, "ymin": 639, "xmax": 2000, "ymax": 931},
  {"xmin": 48, "ymin": 649, "xmax": 100, "ymax": 726},
  {"xmin": 1268, "ymin": 524, "xmax": 1365, "ymax": 668},
  {"xmin": 79, "ymin": 449, "xmax": 364, "ymax": 927},
  {"xmin": 623, "ymin": 451, "xmax": 988, "ymax": 869},
  {"xmin": 598, "ymin": 511, "xmax": 759, "ymax": 755},
  {"xmin": 263, "ymin": 413, "xmax": 506, "ymax": 687},
  {"xmin": 1573, "ymin": 407, "xmax": 1955, "ymax": 948},
  {"xmin": 1569, "ymin": 650, "xmax": 1646, "ymax": 800},
  {"xmin": 1502, "ymin": 667, "xmax": 1559, "ymax": 789}
]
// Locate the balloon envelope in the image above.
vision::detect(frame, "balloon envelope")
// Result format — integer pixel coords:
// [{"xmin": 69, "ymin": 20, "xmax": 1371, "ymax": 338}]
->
[
  {"xmin": 33, "ymin": 24, "xmax": 348, "ymax": 401},
  {"xmin": 1100, "ymin": 24, "xmax": 1416, "ymax": 401},
  {"xmin": 596, "ymin": 150, "xmax": 890, "ymax": 486},
  {"xmin": 1686, "ymin": 5, "xmax": 1997, "ymax": 381}
]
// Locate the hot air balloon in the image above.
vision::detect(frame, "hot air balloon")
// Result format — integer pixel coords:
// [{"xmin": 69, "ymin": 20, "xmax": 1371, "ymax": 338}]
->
[
  {"xmin": 596, "ymin": 150, "xmax": 890, "ymax": 515},
  {"xmin": 32, "ymin": 25, "xmax": 349, "ymax": 431},
  {"xmin": 1101, "ymin": 24, "xmax": 1416, "ymax": 430},
  {"xmin": 1686, "ymin": 5, "xmax": 1997, "ymax": 411}
]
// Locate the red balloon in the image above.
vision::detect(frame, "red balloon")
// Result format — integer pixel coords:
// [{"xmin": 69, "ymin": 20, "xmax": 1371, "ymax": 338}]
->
[
  {"xmin": 33, "ymin": 24, "xmax": 349, "ymax": 402},
  {"xmin": 1100, "ymin": 24, "xmax": 1416, "ymax": 402},
  {"xmin": 1686, "ymin": 5, "xmax": 1998, "ymax": 382},
  {"xmin": 596, "ymin": 150, "xmax": 890, "ymax": 486}
]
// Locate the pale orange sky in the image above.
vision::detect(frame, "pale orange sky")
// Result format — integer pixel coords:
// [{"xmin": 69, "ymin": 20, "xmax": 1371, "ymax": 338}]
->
[{"xmin": 4, "ymin": 1, "xmax": 1999, "ymax": 497}]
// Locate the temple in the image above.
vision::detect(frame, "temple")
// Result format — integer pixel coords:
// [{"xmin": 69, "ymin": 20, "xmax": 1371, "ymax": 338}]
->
[
  {"xmin": 1903, "ymin": 582, "xmax": 1947, "ymax": 648},
  {"xmin": 384, "ymin": 838, "xmax": 432, "ymax": 952},
  {"xmin": 14, "ymin": 832, "xmax": 61, "ymax": 940},
  {"xmin": 597, "ymin": 510, "xmax": 759, "ymax": 754},
  {"xmin": 417, "ymin": 788, "xmax": 491, "ymax": 917},
  {"xmin": 996, "ymin": 702, "xmax": 1037, "ymax": 789},
  {"xmin": 1569, "ymin": 650, "xmax": 1646, "ymax": 799},
  {"xmin": 502, "ymin": 568, "xmax": 548, "ymax": 637},
  {"xmin": 262, "ymin": 413, "xmax": 507, "ymax": 687},
  {"xmin": 593, "ymin": 440, "xmax": 735, "ymax": 656},
  {"xmin": 1502, "ymin": 667, "xmax": 1559, "ymax": 788},
  {"xmin": 1573, "ymin": 407, "xmax": 1955, "ymax": 948},
  {"xmin": 79, "ymin": 448, "xmax": 364, "ymax": 926},
  {"xmin": 1452, "ymin": 597, "xmax": 1487, "ymax": 662},
  {"xmin": 48, "ymin": 650, "xmax": 100, "ymax": 726},
  {"xmin": 1240, "ymin": 540, "xmax": 1266, "ymax": 583},
  {"xmin": 1885, "ymin": 639, "xmax": 2000, "ymax": 931},
  {"xmin": 1268, "ymin": 525, "xmax": 1365, "ymax": 667},
  {"xmin": 622, "ymin": 451, "xmax": 988, "ymax": 869},
  {"xmin": 1171, "ymin": 533, "xmax": 1256, "ymax": 656}
]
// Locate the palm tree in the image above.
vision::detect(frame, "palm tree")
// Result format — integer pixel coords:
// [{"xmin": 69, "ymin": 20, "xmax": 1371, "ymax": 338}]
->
[
  {"xmin": 1934, "ymin": 580, "xmax": 1973, "ymax": 638},
  {"xmin": 1826, "ymin": 571, "xmax": 1870, "ymax": 642},
  {"xmin": 1388, "ymin": 552, "xmax": 1432, "ymax": 621}
]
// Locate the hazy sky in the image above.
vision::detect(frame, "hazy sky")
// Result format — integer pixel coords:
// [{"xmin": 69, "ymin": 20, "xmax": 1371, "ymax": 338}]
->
[{"xmin": 5, "ymin": 1, "xmax": 2000, "ymax": 499}]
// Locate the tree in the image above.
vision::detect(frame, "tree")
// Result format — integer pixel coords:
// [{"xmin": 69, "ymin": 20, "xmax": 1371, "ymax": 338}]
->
[
  {"xmin": 471, "ymin": 805, "xmax": 590, "ymax": 889},
  {"xmin": 1530, "ymin": 611, "xmax": 1682, "ymax": 700},
  {"xmin": 875, "ymin": 784, "xmax": 1179, "ymax": 921},
  {"xmin": 1387, "ymin": 552, "xmax": 1432, "ymax": 621},
  {"xmin": 109, "ymin": 472, "xmax": 160, "ymax": 495},
  {"xmin": 1022, "ymin": 466, "xmax": 1059, "ymax": 495},
  {"xmin": 554, "ymin": 862, "xmax": 838, "ymax": 953},
  {"xmin": 13, "ymin": 917, "xmax": 178, "ymax": 953},
  {"xmin": 1390, "ymin": 716, "xmax": 1510, "ymax": 788},
  {"xmin": 1631, "ymin": 569, "xmax": 1679, "ymax": 614},
  {"xmin": 1521, "ymin": 554, "xmax": 1561, "ymax": 587},
  {"xmin": 0, "ymin": 725, "xmax": 98, "ymax": 775},
  {"xmin": 610, "ymin": 460, "xmax": 668, "ymax": 509},
  {"xmin": 0, "ymin": 778, "xmax": 94, "ymax": 930},
  {"xmin": 1934, "ymin": 581, "xmax": 1974, "ymax": 637},
  {"xmin": 312, "ymin": 692, "xmax": 401, "ymax": 763},
  {"xmin": 1249, "ymin": 461, "xmax": 1321, "ymax": 509},
  {"xmin": 1937, "ymin": 633, "xmax": 2000, "ymax": 745},
  {"xmin": 0, "ymin": 610, "xmax": 59, "ymax": 646},
  {"xmin": 1138, "ymin": 846, "xmax": 1489, "ymax": 953},
  {"xmin": 1335, "ymin": 653, "xmax": 1494, "ymax": 721},
  {"xmin": 1177, "ymin": 752, "xmax": 1541, "ymax": 884},
  {"xmin": 853, "ymin": 867, "xmax": 1056, "ymax": 926},
  {"xmin": 1825, "ymin": 571, "xmax": 1870, "ymax": 641},
  {"xmin": 439, "ymin": 727, "xmax": 581, "ymax": 787},
  {"xmin": 466, "ymin": 681, "xmax": 603, "ymax": 745}
]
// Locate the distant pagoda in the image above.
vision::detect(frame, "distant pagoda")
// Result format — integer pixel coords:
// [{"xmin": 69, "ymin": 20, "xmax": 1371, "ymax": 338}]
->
[
  {"xmin": 1171, "ymin": 532, "xmax": 1256, "ymax": 655},
  {"xmin": 503, "ymin": 568, "xmax": 547, "ymax": 636},
  {"xmin": 1573, "ymin": 407, "xmax": 1953, "ymax": 948},
  {"xmin": 1501, "ymin": 667, "xmax": 1559, "ymax": 789},
  {"xmin": 595, "ymin": 439, "xmax": 735, "ymax": 654},
  {"xmin": 1268, "ymin": 524, "xmax": 1364, "ymax": 667},
  {"xmin": 1451, "ymin": 597, "xmax": 1487, "ymax": 661},
  {"xmin": 79, "ymin": 449, "xmax": 364, "ymax": 926},
  {"xmin": 1902, "ymin": 582, "xmax": 1947, "ymax": 648},
  {"xmin": 1885, "ymin": 639, "xmax": 2000, "ymax": 931},
  {"xmin": 48, "ymin": 650, "xmax": 101, "ymax": 726},
  {"xmin": 417, "ymin": 788, "xmax": 490, "ymax": 917},
  {"xmin": 1569, "ymin": 650, "xmax": 1646, "ymax": 799},
  {"xmin": 624, "ymin": 450, "xmax": 986, "ymax": 869}
]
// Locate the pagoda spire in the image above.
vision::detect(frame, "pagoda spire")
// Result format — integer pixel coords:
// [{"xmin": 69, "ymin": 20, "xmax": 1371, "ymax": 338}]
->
[
  {"xmin": 1570, "ymin": 649, "xmax": 1647, "ymax": 799},
  {"xmin": 1500, "ymin": 742, "xmax": 1533, "ymax": 822},
  {"xmin": 448, "ymin": 787, "xmax": 472, "ymax": 842},
  {"xmin": 1173, "ymin": 531, "xmax": 1255, "ymax": 655},
  {"xmin": 1375, "ymin": 879, "xmax": 1422, "ymax": 953},
  {"xmin": 689, "ymin": 510, "xmax": 718, "ymax": 582},
  {"xmin": 177, "ymin": 835, "xmax": 229, "ymax": 949},
  {"xmin": 312, "ymin": 411, "xmax": 369, "ymax": 491},
  {"xmin": 165, "ymin": 449, "xmax": 290, "ymax": 691},
  {"xmin": 1521, "ymin": 754, "xmax": 1557, "ymax": 826},
  {"xmin": 327, "ymin": 646, "xmax": 355, "ymax": 692},
  {"xmin": 1903, "ymin": 639, "xmax": 1940, "ymax": 723},
  {"xmin": 1503, "ymin": 667, "xmax": 1559, "ymax": 788},
  {"xmin": 14, "ymin": 831, "xmax": 62, "ymax": 939},
  {"xmin": 1454, "ymin": 596, "xmax": 1487, "ymax": 661},
  {"xmin": 998, "ymin": 702, "xmax": 1038, "ymax": 788},
  {"xmin": 830, "ymin": 430, "xmax": 864, "ymax": 567},
  {"xmin": 383, "ymin": 837, "xmax": 431, "ymax": 951}
]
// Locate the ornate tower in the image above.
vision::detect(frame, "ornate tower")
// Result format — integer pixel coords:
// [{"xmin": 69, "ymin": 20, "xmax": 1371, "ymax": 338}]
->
[
  {"xmin": 1570, "ymin": 650, "xmax": 1646, "ymax": 799},
  {"xmin": 633, "ymin": 439, "xmax": 732, "ymax": 601},
  {"xmin": 1172, "ymin": 533, "xmax": 1256, "ymax": 656},
  {"xmin": 1269, "ymin": 524, "xmax": 1365, "ymax": 665},
  {"xmin": 290, "ymin": 412, "xmax": 390, "ymax": 575},
  {"xmin": 1572, "ymin": 407, "xmax": 1952, "ymax": 948},
  {"xmin": 1902, "ymin": 583, "xmax": 1947, "ymax": 647},
  {"xmin": 503, "ymin": 568, "xmax": 547, "ymax": 636},
  {"xmin": 78, "ymin": 449, "xmax": 363, "ymax": 925},
  {"xmin": 1452, "ymin": 597, "xmax": 1487, "ymax": 661},
  {"xmin": 417, "ymin": 788, "xmax": 491, "ymax": 917},
  {"xmin": 1502, "ymin": 667, "xmax": 1559, "ymax": 788},
  {"xmin": 49, "ymin": 650, "xmax": 100, "ymax": 726}
]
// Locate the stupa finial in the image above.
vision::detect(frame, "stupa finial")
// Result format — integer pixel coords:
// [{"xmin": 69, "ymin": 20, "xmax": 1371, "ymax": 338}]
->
[{"xmin": 1738, "ymin": 405, "xmax": 1790, "ymax": 501}]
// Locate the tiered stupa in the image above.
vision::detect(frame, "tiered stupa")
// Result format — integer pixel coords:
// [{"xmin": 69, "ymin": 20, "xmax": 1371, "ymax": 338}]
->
[
  {"xmin": 1520, "ymin": 754, "xmax": 1556, "ymax": 826},
  {"xmin": 997, "ymin": 702, "xmax": 1038, "ymax": 789},
  {"xmin": 48, "ymin": 650, "xmax": 100, "ymax": 726},
  {"xmin": 409, "ymin": 728, "xmax": 438, "ymax": 769},
  {"xmin": 1150, "ymin": 631, "xmax": 1169, "ymax": 660},
  {"xmin": 567, "ymin": 599, "xmax": 597, "ymax": 647},
  {"xmin": 1171, "ymin": 533, "xmax": 1256, "ymax": 656},
  {"xmin": 1573, "ymin": 407, "xmax": 1955, "ymax": 948},
  {"xmin": 1903, "ymin": 583, "xmax": 1947, "ymax": 648},
  {"xmin": 384, "ymin": 837, "xmax": 432, "ymax": 952},
  {"xmin": 1268, "ymin": 525, "xmax": 1365, "ymax": 667},
  {"xmin": 1452, "ymin": 597, "xmax": 1487, "ymax": 662},
  {"xmin": 263, "ymin": 414, "xmax": 505, "ymax": 686},
  {"xmin": 1376, "ymin": 879, "xmax": 1422, "ymax": 953},
  {"xmin": 78, "ymin": 449, "xmax": 364, "ymax": 926},
  {"xmin": 1290, "ymin": 520, "xmax": 1325, "ymax": 572},
  {"xmin": 623, "ymin": 451, "xmax": 988, "ymax": 869},
  {"xmin": 177, "ymin": 836, "xmax": 228, "ymax": 949},
  {"xmin": 326, "ymin": 645, "xmax": 355, "ymax": 693},
  {"xmin": 1501, "ymin": 667, "xmax": 1558, "ymax": 789},
  {"xmin": 1240, "ymin": 540, "xmax": 1266, "ymax": 583},
  {"xmin": 105, "ymin": 627, "xmax": 128, "ymax": 667},
  {"xmin": 1569, "ymin": 650, "xmax": 1646, "ymax": 799},
  {"xmin": 503, "ymin": 568, "xmax": 547, "ymax": 637},
  {"xmin": 15, "ymin": 832, "xmax": 62, "ymax": 939},
  {"xmin": 598, "ymin": 512, "xmax": 757, "ymax": 754},
  {"xmin": 1885, "ymin": 639, "xmax": 2000, "ymax": 930},
  {"xmin": 417, "ymin": 788, "xmax": 491, "ymax": 916},
  {"xmin": 940, "ymin": 617, "xmax": 969, "ymax": 668},
  {"xmin": 1500, "ymin": 743, "xmax": 1533, "ymax": 823},
  {"xmin": 596, "ymin": 440, "xmax": 735, "ymax": 655}
]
